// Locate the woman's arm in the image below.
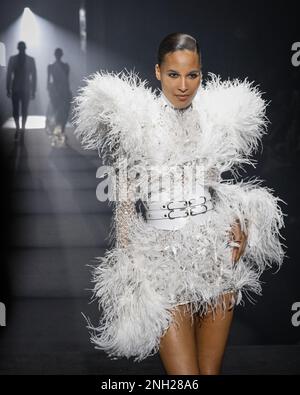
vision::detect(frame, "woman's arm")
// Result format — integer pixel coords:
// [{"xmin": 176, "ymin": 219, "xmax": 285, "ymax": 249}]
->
[
  {"xmin": 112, "ymin": 143, "xmax": 138, "ymax": 249},
  {"xmin": 115, "ymin": 199, "xmax": 137, "ymax": 249},
  {"xmin": 228, "ymin": 218, "xmax": 248, "ymax": 263}
]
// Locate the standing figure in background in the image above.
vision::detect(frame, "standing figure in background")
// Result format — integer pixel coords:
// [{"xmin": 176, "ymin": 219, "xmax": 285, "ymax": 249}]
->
[
  {"xmin": 6, "ymin": 41, "xmax": 36, "ymax": 138},
  {"xmin": 46, "ymin": 48, "xmax": 72, "ymax": 147}
]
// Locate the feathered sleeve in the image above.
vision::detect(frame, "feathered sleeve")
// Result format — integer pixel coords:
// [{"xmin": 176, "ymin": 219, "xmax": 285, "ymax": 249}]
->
[
  {"xmin": 72, "ymin": 68, "xmax": 153, "ymax": 248},
  {"xmin": 200, "ymin": 72, "xmax": 269, "ymax": 170},
  {"xmin": 200, "ymin": 73, "xmax": 286, "ymax": 272},
  {"xmin": 72, "ymin": 69, "xmax": 155, "ymax": 163},
  {"xmin": 72, "ymin": 70, "xmax": 161, "ymax": 361}
]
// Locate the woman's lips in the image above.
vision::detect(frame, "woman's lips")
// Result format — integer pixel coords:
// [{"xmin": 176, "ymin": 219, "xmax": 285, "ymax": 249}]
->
[{"xmin": 176, "ymin": 95, "xmax": 189, "ymax": 101}]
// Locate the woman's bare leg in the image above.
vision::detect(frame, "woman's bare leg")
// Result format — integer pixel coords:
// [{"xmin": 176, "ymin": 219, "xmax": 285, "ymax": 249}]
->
[
  {"xmin": 159, "ymin": 303, "xmax": 200, "ymax": 375},
  {"xmin": 195, "ymin": 292, "xmax": 235, "ymax": 375}
]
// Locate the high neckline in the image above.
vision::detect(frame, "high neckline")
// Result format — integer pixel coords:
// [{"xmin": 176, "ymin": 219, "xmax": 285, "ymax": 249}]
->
[{"xmin": 160, "ymin": 92, "xmax": 193, "ymax": 113}]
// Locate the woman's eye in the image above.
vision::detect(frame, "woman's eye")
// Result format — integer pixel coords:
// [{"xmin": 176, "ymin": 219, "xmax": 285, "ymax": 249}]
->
[{"xmin": 168, "ymin": 73, "xmax": 199, "ymax": 79}]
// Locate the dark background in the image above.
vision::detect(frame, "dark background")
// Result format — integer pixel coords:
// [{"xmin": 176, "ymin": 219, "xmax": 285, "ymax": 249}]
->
[{"xmin": 0, "ymin": 0, "xmax": 299, "ymax": 374}]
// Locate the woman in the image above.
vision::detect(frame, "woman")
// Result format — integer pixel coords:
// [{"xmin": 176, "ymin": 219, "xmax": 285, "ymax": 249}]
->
[
  {"xmin": 46, "ymin": 48, "xmax": 72, "ymax": 147},
  {"xmin": 72, "ymin": 33, "xmax": 285, "ymax": 375}
]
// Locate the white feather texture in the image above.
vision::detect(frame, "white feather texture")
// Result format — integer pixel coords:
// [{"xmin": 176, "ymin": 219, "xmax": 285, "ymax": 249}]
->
[{"xmin": 72, "ymin": 69, "xmax": 286, "ymax": 362}]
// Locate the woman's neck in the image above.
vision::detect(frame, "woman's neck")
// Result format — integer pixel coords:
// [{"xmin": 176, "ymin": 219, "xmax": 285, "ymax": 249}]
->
[{"xmin": 161, "ymin": 92, "xmax": 193, "ymax": 113}]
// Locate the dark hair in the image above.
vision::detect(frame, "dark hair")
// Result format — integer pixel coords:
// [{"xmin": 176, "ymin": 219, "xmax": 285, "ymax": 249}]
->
[
  {"xmin": 17, "ymin": 41, "xmax": 26, "ymax": 51},
  {"xmin": 55, "ymin": 48, "xmax": 63, "ymax": 58},
  {"xmin": 157, "ymin": 32, "xmax": 201, "ymax": 66}
]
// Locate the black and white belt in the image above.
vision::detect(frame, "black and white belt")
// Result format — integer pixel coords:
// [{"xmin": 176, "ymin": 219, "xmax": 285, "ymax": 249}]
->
[{"xmin": 144, "ymin": 196, "xmax": 214, "ymax": 220}]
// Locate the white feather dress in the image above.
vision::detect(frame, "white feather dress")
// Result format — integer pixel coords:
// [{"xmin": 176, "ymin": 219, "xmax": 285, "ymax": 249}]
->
[{"xmin": 72, "ymin": 69, "xmax": 286, "ymax": 362}]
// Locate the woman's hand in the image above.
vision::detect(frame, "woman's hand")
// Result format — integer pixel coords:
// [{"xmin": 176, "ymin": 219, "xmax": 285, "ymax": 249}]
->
[{"xmin": 228, "ymin": 219, "xmax": 248, "ymax": 264}]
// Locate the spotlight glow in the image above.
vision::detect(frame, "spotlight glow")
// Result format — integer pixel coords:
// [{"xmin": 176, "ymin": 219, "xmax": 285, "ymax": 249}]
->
[
  {"xmin": 20, "ymin": 7, "xmax": 40, "ymax": 47},
  {"xmin": 3, "ymin": 116, "xmax": 47, "ymax": 130},
  {"xmin": 0, "ymin": 41, "xmax": 6, "ymax": 66},
  {"xmin": 79, "ymin": 5, "xmax": 87, "ymax": 52}
]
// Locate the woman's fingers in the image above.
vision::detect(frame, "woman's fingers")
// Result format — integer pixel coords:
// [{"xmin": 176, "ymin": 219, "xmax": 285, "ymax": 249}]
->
[
  {"xmin": 232, "ymin": 220, "xmax": 242, "ymax": 238},
  {"xmin": 228, "ymin": 220, "xmax": 248, "ymax": 264},
  {"xmin": 241, "ymin": 235, "xmax": 247, "ymax": 256},
  {"xmin": 237, "ymin": 232, "xmax": 248, "ymax": 261},
  {"xmin": 231, "ymin": 232, "xmax": 248, "ymax": 263},
  {"xmin": 232, "ymin": 247, "xmax": 238, "ymax": 263}
]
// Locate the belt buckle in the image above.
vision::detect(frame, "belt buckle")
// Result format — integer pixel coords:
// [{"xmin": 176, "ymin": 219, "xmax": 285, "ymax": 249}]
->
[
  {"xmin": 188, "ymin": 196, "xmax": 206, "ymax": 207},
  {"xmin": 190, "ymin": 204, "xmax": 208, "ymax": 215},
  {"xmin": 168, "ymin": 207, "xmax": 189, "ymax": 219},
  {"xmin": 167, "ymin": 200, "xmax": 187, "ymax": 210}
]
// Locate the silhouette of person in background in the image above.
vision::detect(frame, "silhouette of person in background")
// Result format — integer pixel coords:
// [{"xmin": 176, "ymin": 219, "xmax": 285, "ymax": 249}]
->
[
  {"xmin": 46, "ymin": 48, "xmax": 72, "ymax": 147},
  {"xmin": 6, "ymin": 41, "xmax": 36, "ymax": 137}
]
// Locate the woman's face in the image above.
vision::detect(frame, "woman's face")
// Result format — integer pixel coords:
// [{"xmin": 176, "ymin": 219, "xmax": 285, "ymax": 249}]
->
[{"xmin": 155, "ymin": 49, "xmax": 202, "ymax": 109}]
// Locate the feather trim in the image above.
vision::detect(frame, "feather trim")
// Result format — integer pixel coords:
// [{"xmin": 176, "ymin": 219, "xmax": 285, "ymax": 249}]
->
[
  {"xmin": 72, "ymin": 69, "xmax": 158, "ymax": 163},
  {"xmin": 198, "ymin": 72, "xmax": 270, "ymax": 159}
]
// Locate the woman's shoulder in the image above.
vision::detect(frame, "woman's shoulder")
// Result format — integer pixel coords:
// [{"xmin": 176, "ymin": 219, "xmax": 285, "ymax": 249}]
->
[
  {"xmin": 191, "ymin": 72, "xmax": 269, "ymax": 162},
  {"xmin": 195, "ymin": 72, "xmax": 268, "ymax": 125},
  {"xmin": 72, "ymin": 69, "xmax": 160, "ymax": 157}
]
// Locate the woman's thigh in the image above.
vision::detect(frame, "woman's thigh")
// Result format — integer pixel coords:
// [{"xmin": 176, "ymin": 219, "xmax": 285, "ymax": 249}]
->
[
  {"xmin": 194, "ymin": 292, "xmax": 235, "ymax": 375},
  {"xmin": 159, "ymin": 303, "xmax": 200, "ymax": 375}
]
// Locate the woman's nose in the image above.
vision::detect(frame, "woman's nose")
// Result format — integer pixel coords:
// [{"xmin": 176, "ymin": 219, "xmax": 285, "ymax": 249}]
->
[{"xmin": 178, "ymin": 78, "xmax": 188, "ymax": 92}]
